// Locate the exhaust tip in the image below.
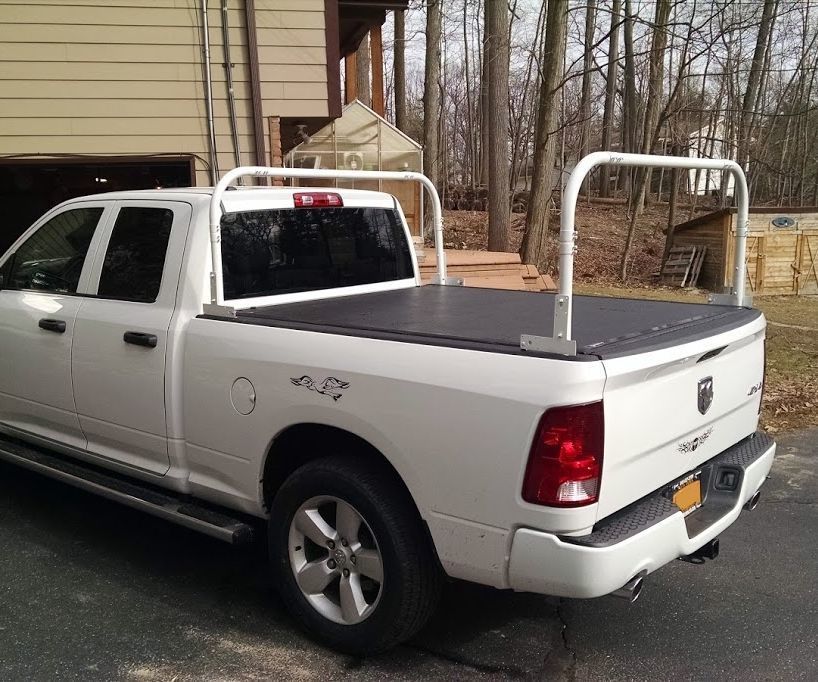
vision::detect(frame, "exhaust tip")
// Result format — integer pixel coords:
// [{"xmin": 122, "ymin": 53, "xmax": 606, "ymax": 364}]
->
[
  {"xmin": 745, "ymin": 490, "xmax": 761, "ymax": 511},
  {"xmin": 610, "ymin": 575, "xmax": 644, "ymax": 603}
]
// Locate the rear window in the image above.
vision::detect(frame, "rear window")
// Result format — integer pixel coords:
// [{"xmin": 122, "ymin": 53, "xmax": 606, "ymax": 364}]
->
[{"xmin": 220, "ymin": 207, "xmax": 414, "ymax": 299}]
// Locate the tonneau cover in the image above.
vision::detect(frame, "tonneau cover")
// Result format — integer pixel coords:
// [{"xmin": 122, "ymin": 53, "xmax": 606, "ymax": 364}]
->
[{"xmin": 216, "ymin": 286, "xmax": 762, "ymax": 360}]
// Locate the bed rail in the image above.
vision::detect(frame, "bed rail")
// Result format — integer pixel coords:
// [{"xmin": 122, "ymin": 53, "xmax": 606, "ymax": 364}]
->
[{"xmin": 206, "ymin": 166, "xmax": 456, "ymax": 312}]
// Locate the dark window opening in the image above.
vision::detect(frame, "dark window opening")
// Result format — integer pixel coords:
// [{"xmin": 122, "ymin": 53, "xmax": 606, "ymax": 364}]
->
[
  {"xmin": 7, "ymin": 207, "xmax": 104, "ymax": 294},
  {"xmin": 98, "ymin": 207, "xmax": 174, "ymax": 303},
  {"xmin": 220, "ymin": 207, "xmax": 413, "ymax": 299}
]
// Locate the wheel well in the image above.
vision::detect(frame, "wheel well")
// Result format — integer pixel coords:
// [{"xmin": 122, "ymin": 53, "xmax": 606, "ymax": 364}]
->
[
  {"xmin": 262, "ymin": 423, "xmax": 445, "ymax": 575},
  {"xmin": 263, "ymin": 424, "xmax": 406, "ymax": 511}
]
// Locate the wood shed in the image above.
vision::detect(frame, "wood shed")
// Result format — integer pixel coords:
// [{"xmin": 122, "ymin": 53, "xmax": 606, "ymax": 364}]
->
[{"xmin": 668, "ymin": 207, "xmax": 818, "ymax": 296}]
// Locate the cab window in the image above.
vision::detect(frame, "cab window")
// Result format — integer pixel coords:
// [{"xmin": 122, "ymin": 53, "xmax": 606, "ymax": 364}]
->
[
  {"xmin": 97, "ymin": 207, "xmax": 174, "ymax": 303},
  {"xmin": 7, "ymin": 207, "xmax": 104, "ymax": 294}
]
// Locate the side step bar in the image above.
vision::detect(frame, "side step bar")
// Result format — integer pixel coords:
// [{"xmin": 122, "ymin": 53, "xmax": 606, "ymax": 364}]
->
[{"xmin": 0, "ymin": 434, "xmax": 255, "ymax": 545}]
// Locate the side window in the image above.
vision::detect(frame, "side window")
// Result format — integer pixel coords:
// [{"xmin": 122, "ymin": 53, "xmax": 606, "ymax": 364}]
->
[
  {"xmin": 8, "ymin": 207, "xmax": 103, "ymax": 294},
  {"xmin": 97, "ymin": 207, "xmax": 174, "ymax": 303}
]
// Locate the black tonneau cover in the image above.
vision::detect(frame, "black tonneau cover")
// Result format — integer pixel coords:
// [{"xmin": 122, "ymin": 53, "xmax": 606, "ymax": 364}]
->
[{"xmin": 212, "ymin": 286, "xmax": 762, "ymax": 360}]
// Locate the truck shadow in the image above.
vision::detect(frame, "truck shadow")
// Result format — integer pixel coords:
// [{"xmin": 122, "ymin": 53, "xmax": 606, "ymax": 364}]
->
[
  {"xmin": 6, "ymin": 458, "xmax": 797, "ymax": 681},
  {"xmin": 0, "ymin": 461, "xmax": 567, "ymax": 679}
]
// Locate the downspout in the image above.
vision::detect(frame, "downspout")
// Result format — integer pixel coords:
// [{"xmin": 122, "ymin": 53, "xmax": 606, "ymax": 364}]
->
[
  {"xmin": 200, "ymin": 0, "xmax": 219, "ymax": 184},
  {"xmin": 243, "ymin": 0, "xmax": 267, "ymax": 172},
  {"xmin": 221, "ymin": 0, "xmax": 242, "ymax": 170}
]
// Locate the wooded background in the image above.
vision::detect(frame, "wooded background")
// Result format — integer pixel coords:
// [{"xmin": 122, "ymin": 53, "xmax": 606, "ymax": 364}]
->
[{"xmin": 351, "ymin": 0, "xmax": 814, "ymax": 280}]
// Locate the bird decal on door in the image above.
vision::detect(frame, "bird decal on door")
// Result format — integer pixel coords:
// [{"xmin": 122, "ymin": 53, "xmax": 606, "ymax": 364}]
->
[{"xmin": 290, "ymin": 376, "xmax": 350, "ymax": 401}]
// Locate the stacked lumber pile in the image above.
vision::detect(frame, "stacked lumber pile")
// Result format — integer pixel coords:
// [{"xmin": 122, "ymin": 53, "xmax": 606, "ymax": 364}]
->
[{"xmin": 418, "ymin": 249, "xmax": 555, "ymax": 292}]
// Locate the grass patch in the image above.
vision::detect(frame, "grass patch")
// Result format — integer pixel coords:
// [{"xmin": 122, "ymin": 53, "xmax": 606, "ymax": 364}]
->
[{"xmin": 574, "ymin": 285, "xmax": 818, "ymax": 433}]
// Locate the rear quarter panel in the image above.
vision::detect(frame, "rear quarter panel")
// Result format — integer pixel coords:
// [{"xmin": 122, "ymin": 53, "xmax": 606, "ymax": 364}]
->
[{"xmin": 181, "ymin": 317, "xmax": 606, "ymax": 587}]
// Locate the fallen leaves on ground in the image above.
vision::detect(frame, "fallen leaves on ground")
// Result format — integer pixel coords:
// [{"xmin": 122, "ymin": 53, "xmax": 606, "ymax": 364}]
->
[{"xmin": 437, "ymin": 202, "xmax": 687, "ymax": 286}]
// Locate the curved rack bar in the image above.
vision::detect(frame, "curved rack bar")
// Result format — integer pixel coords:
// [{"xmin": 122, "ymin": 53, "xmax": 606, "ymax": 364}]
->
[
  {"xmin": 208, "ymin": 166, "xmax": 448, "ymax": 306},
  {"xmin": 550, "ymin": 152, "xmax": 750, "ymax": 351}
]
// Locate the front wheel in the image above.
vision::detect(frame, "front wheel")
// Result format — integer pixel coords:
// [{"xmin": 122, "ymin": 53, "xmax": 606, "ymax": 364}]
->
[{"xmin": 269, "ymin": 456, "xmax": 442, "ymax": 655}]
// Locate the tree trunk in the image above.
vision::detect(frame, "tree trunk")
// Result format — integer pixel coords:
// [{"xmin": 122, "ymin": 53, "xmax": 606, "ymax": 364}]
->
[
  {"xmin": 356, "ymin": 31, "xmax": 371, "ymax": 107},
  {"xmin": 578, "ymin": 0, "xmax": 597, "ymax": 195},
  {"xmin": 663, "ymin": 141, "xmax": 682, "ymax": 262},
  {"xmin": 423, "ymin": 0, "xmax": 443, "ymax": 228},
  {"xmin": 480, "ymin": 5, "xmax": 490, "ymax": 187},
  {"xmin": 463, "ymin": 0, "xmax": 475, "ymax": 187},
  {"xmin": 599, "ymin": 0, "xmax": 621, "ymax": 198},
  {"xmin": 619, "ymin": 0, "xmax": 671, "ymax": 281},
  {"xmin": 738, "ymin": 0, "xmax": 776, "ymax": 168},
  {"xmin": 622, "ymin": 0, "xmax": 638, "ymax": 195},
  {"xmin": 394, "ymin": 10, "xmax": 407, "ymax": 131},
  {"xmin": 519, "ymin": 0, "xmax": 568, "ymax": 271},
  {"xmin": 486, "ymin": 0, "xmax": 511, "ymax": 251}
]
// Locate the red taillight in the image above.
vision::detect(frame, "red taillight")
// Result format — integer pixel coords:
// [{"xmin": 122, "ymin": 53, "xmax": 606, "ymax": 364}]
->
[
  {"xmin": 293, "ymin": 192, "xmax": 343, "ymax": 208},
  {"xmin": 522, "ymin": 401, "xmax": 604, "ymax": 507}
]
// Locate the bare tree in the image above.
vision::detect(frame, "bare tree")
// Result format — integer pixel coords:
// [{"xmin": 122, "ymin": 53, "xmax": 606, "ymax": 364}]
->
[
  {"xmin": 519, "ymin": 0, "xmax": 568, "ymax": 270},
  {"xmin": 394, "ymin": 10, "xmax": 407, "ymax": 131},
  {"xmin": 424, "ymin": 0, "xmax": 443, "ymax": 222},
  {"xmin": 486, "ymin": 0, "xmax": 511, "ymax": 251},
  {"xmin": 622, "ymin": 0, "xmax": 639, "ymax": 195},
  {"xmin": 480, "ymin": 2, "xmax": 489, "ymax": 187},
  {"xmin": 738, "ymin": 0, "xmax": 777, "ymax": 168},
  {"xmin": 599, "ymin": 0, "xmax": 621, "ymax": 198},
  {"xmin": 463, "ymin": 0, "xmax": 475, "ymax": 187},
  {"xmin": 619, "ymin": 0, "xmax": 672, "ymax": 280},
  {"xmin": 578, "ymin": 0, "xmax": 597, "ymax": 195}
]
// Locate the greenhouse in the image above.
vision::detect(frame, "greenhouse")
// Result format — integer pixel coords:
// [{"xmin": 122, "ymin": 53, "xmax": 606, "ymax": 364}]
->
[{"xmin": 287, "ymin": 100, "xmax": 424, "ymax": 239}]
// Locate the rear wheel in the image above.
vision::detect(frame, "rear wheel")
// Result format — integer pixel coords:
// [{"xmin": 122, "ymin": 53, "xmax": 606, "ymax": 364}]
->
[{"xmin": 269, "ymin": 456, "xmax": 442, "ymax": 655}]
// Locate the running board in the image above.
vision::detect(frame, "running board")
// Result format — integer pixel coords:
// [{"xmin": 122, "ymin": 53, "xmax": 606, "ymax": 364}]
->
[{"xmin": 0, "ymin": 434, "xmax": 255, "ymax": 546}]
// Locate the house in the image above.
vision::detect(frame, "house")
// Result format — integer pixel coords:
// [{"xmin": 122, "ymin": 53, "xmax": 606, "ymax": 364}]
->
[
  {"xmin": 0, "ymin": 0, "xmax": 406, "ymax": 254},
  {"xmin": 686, "ymin": 119, "xmax": 737, "ymax": 197}
]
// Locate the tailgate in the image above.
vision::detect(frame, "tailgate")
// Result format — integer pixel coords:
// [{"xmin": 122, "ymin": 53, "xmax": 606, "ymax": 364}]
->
[{"xmin": 596, "ymin": 313, "xmax": 767, "ymax": 519}]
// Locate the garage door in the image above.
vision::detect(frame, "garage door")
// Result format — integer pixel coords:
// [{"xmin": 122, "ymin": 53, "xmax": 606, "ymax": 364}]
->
[{"xmin": 0, "ymin": 159, "xmax": 192, "ymax": 256}]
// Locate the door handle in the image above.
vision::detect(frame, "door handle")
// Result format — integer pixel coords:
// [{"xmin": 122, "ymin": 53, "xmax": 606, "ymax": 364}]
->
[
  {"xmin": 38, "ymin": 318, "xmax": 66, "ymax": 334},
  {"xmin": 123, "ymin": 331, "xmax": 158, "ymax": 348}
]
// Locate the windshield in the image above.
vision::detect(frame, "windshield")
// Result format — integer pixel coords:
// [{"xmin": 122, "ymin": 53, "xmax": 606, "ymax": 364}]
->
[{"xmin": 220, "ymin": 207, "xmax": 414, "ymax": 300}]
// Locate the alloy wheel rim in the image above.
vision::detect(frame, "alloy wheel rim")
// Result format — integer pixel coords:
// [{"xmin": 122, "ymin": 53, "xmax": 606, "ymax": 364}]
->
[{"xmin": 288, "ymin": 495, "xmax": 384, "ymax": 625}]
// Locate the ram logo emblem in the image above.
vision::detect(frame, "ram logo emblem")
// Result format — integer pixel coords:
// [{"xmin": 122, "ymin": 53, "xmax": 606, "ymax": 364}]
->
[{"xmin": 698, "ymin": 376, "xmax": 714, "ymax": 415}]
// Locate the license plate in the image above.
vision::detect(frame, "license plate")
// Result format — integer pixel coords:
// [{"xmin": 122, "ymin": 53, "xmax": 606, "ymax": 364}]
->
[{"xmin": 672, "ymin": 472, "xmax": 702, "ymax": 515}]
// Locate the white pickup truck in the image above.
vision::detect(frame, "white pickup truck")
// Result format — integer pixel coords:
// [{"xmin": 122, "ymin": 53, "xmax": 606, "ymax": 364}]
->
[{"xmin": 0, "ymin": 154, "xmax": 775, "ymax": 655}]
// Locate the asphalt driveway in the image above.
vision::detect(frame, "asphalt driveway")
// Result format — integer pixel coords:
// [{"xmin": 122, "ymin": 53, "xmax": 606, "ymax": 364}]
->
[{"xmin": 0, "ymin": 428, "xmax": 815, "ymax": 681}]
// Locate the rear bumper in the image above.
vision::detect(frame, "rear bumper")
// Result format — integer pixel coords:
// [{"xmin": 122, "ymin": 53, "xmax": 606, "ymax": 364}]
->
[{"xmin": 507, "ymin": 432, "xmax": 776, "ymax": 598}]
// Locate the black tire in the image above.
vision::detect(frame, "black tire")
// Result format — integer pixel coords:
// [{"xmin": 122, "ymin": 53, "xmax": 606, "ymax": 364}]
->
[{"xmin": 269, "ymin": 455, "xmax": 442, "ymax": 655}]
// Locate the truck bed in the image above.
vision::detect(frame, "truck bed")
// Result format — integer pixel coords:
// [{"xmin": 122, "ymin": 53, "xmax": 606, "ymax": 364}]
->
[{"xmin": 214, "ymin": 286, "xmax": 762, "ymax": 360}]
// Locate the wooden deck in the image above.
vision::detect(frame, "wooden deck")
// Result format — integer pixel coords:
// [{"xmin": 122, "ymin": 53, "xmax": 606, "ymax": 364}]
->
[{"xmin": 417, "ymin": 249, "xmax": 555, "ymax": 292}]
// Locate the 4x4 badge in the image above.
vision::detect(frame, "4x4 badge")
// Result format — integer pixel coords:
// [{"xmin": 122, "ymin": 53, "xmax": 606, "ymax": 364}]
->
[{"xmin": 698, "ymin": 376, "xmax": 714, "ymax": 415}]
